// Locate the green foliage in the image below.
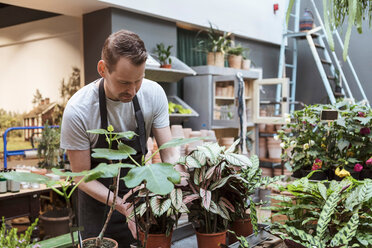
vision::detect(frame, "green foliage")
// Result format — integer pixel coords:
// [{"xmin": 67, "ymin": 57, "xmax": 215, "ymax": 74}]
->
[
  {"xmin": 227, "ymin": 44, "xmax": 249, "ymax": 56},
  {"xmin": 195, "ymin": 21, "xmax": 231, "ymax": 54},
  {"xmin": 227, "ymin": 230, "xmax": 249, "ymax": 247},
  {"xmin": 32, "ymin": 89, "xmax": 43, "ymax": 106},
  {"xmin": 168, "ymin": 102, "xmax": 192, "ymax": 114},
  {"xmin": 270, "ymin": 178, "xmax": 372, "ymax": 247},
  {"xmin": 0, "ymin": 109, "xmax": 23, "ymax": 138},
  {"xmin": 181, "ymin": 140, "xmax": 280, "ymax": 234},
  {"xmin": 278, "ymin": 100, "xmax": 372, "ymax": 174},
  {"xmin": 154, "ymin": 43, "xmax": 173, "ymax": 65},
  {"xmin": 0, "ymin": 217, "xmax": 39, "ymax": 248},
  {"xmin": 52, "ymin": 67, "xmax": 81, "ymax": 124},
  {"xmin": 37, "ymin": 123, "xmax": 62, "ymax": 169}
]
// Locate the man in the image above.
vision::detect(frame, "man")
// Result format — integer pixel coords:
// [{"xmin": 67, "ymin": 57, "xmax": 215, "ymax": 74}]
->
[{"xmin": 60, "ymin": 29, "xmax": 178, "ymax": 247}]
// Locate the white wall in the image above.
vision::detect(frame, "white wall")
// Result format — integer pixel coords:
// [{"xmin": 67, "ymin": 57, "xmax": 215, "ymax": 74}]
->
[
  {"xmin": 0, "ymin": 15, "xmax": 82, "ymax": 113},
  {"xmin": 102, "ymin": 0, "xmax": 288, "ymax": 45}
]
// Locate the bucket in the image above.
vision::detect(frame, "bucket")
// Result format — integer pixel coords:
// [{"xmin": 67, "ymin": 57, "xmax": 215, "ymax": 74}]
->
[{"xmin": 40, "ymin": 209, "xmax": 70, "ymax": 238}]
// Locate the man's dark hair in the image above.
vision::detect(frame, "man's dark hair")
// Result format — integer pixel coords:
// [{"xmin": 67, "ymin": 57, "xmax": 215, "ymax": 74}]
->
[{"xmin": 101, "ymin": 29, "xmax": 147, "ymax": 72}]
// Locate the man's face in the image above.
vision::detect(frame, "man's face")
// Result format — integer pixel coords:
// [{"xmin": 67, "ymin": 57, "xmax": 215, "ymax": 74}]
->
[{"xmin": 103, "ymin": 57, "xmax": 145, "ymax": 103}]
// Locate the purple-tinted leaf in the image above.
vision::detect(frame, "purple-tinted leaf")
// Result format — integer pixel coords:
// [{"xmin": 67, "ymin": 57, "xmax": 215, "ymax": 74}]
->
[
  {"xmin": 200, "ymin": 188, "xmax": 211, "ymax": 210},
  {"xmin": 183, "ymin": 194, "xmax": 200, "ymax": 204},
  {"xmin": 219, "ymin": 197, "xmax": 235, "ymax": 213}
]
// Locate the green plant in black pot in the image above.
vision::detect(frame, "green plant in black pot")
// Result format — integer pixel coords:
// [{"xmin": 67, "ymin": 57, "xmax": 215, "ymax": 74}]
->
[{"xmin": 154, "ymin": 43, "xmax": 173, "ymax": 68}]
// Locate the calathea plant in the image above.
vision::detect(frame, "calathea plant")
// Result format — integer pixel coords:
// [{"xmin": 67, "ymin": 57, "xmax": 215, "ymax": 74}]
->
[
  {"xmin": 178, "ymin": 140, "xmax": 253, "ymax": 234},
  {"xmin": 270, "ymin": 176, "xmax": 372, "ymax": 248}
]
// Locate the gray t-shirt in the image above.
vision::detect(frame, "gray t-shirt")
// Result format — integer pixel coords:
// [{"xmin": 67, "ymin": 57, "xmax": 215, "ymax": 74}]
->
[{"xmin": 60, "ymin": 78, "xmax": 169, "ymax": 150}]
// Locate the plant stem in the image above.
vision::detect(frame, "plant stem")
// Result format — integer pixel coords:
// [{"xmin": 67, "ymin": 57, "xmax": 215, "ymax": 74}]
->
[
  {"xmin": 144, "ymin": 189, "xmax": 150, "ymax": 248},
  {"xmin": 128, "ymin": 154, "xmax": 141, "ymax": 167},
  {"xmin": 96, "ymin": 168, "xmax": 121, "ymax": 247}
]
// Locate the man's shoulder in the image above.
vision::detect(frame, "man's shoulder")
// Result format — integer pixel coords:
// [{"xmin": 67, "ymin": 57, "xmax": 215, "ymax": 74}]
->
[{"xmin": 139, "ymin": 79, "xmax": 165, "ymax": 97}]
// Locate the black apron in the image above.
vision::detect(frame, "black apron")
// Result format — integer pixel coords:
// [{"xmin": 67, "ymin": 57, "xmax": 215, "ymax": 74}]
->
[{"xmin": 78, "ymin": 78, "xmax": 147, "ymax": 248}]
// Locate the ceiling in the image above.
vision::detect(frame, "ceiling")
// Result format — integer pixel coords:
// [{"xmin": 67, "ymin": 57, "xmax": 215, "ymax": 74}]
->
[{"xmin": 0, "ymin": 0, "xmax": 111, "ymax": 17}]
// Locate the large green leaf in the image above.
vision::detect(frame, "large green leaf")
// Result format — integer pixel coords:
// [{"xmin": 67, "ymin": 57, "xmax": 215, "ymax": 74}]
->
[
  {"xmin": 91, "ymin": 148, "xmax": 129, "ymax": 160},
  {"xmin": 330, "ymin": 212, "xmax": 359, "ymax": 247},
  {"xmin": 87, "ymin": 129, "xmax": 109, "ymax": 135},
  {"xmin": 88, "ymin": 163, "xmax": 134, "ymax": 181},
  {"xmin": 115, "ymin": 131, "xmax": 137, "ymax": 140},
  {"xmin": 159, "ymin": 137, "xmax": 204, "ymax": 150},
  {"xmin": 117, "ymin": 143, "xmax": 137, "ymax": 155},
  {"xmin": 51, "ymin": 168, "xmax": 88, "ymax": 177},
  {"xmin": 150, "ymin": 197, "xmax": 171, "ymax": 217},
  {"xmin": 337, "ymin": 139, "xmax": 349, "ymax": 152},
  {"xmin": 2, "ymin": 171, "xmax": 49, "ymax": 183},
  {"xmin": 170, "ymin": 188, "xmax": 182, "ymax": 210},
  {"xmin": 220, "ymin": 153, "xmax": 252, "ymax": 167},
  {"xmin": 123, "ymin": 163, "xmax": 180, "ymax": 195}
]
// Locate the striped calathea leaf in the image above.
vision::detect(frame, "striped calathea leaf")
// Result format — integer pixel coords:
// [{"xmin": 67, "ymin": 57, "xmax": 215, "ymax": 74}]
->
[
  {"xmin": 279, "ymin": 224, "xmax": 324, "ymax": 248},
  {"xmin": 150, "ymin": 196, "xmax": 172, "ymax": 217},
  {"xmin": 248, "ymin": 196, "xmax": 258, "ymax": 235},
  {"xmin": 316, "ymin": 191, "xmax": 341, "ymax": 239},
  {"xmin": 330, "ymin": 211, "xmax": 360, "ymax": 247}
]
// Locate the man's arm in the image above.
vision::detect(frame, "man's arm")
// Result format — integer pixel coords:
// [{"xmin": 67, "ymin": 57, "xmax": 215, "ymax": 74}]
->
[
  {"xmin": 67, "ymin": 150, "xmax": 130, "ymax": 217},
  {"xmin": 152, "ymin": 126, "xmax": 179, "ymax": 164}
]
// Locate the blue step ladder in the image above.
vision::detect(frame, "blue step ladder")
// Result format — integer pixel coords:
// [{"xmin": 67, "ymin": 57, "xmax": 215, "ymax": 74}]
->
[{"xmin": 276, "ymin": 0, "xmax": 370, "ymax": 112}]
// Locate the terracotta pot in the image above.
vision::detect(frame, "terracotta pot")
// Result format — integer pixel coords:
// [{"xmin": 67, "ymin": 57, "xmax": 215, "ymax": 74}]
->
[
  {"xmin": 228, "ymin": 55, "xmax": 242, "ymax": 69},
  {"xmin": 265, "ymin": 124, "xmax": 275, "ymax": 133},
  {"xmin": 160, "ymin": 64, "xmax": 172, "ymax": 69},
  {"xmin": 139, "ymin": 231, "xmax": 172, "ymax": 248},
  {"xmin": 81, "ymin": 237, "xmax": 118, "ymax": 248},
  {"xmin": 220, "ymin": 137, "xmax": 235, "ymax": 148},
  {"xmin": 241, "ymin": 59, "xmax": 251, "ymax": 70},
  {"xmin": 207, "ymin": 52, "xmax": 224, "ymax": 67},
  {"xmin": 266, "ymin": 137, "xmax": 281, "ymax": 159},
  {"xmin": 196, "ymin": 230, "xmax": 226, "ymax": 248},
  {"xmin": 228, "ymin": 218, "xmax": 253, "ymax": 244}
]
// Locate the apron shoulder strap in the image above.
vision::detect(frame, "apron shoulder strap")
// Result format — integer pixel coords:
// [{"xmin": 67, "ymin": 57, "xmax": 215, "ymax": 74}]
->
[
  {"xmin": 132, "ymin": 95, "xmax": 147, "ymax": 156},
  {"xmin": 98, "ymin": 78, "xmax": 108, "ymax": 130}
]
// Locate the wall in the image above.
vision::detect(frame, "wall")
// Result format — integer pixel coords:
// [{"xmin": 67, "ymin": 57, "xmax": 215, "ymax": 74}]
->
[
  {"xmin": 102, "ymin": 0, "xmax": 287, "ymax": 45},
  {"xmin": 0, "ymin": 15, "xmax": 83, "ymax": 113}
]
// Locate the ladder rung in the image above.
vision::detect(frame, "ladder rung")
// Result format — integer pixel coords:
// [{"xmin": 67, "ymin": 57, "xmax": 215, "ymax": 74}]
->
[
  {"xmin": 290, "ymin": 13, "xmax": 296, "ymax": 17},
  {"xmin": 327, "ymin": 76, "xmax": 336, "ymax": 80},
  {"xmin": 285, "ymin": 64, "xmax": 295, "ymax": 68},
  {"xmin": 314, "ymin": 43, "xmax": 325, "ymax": 49},
  {"xmin": 334, "ymin": 92, "xmax": 344, "ymax": 98},
  {"xmin": 321, "ymin": 59, "xmax": 332, "ymax": 65}
]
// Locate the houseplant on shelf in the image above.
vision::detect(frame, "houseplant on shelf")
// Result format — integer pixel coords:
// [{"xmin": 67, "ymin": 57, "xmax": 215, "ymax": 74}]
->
[
  {"xmin": 277, "ymin": 99, "xmax": 372, "ymax": 180},
  {"xmin": 241, "ymin": 49, "xmax": 251, "ymax": 70},
  {"xmin": 153, "ymin": 43, "xmax": 173, "ymax": 69},
  {"xmin": 226, "ymin": 44, "xmax": 249, "ymax": 69},
  {"xmin": 269, "ymin": 176, "xmax": 372, "ymax": 248},
  {"xmin": 178, "ymin": 140, "xmax": 253, "ymax": 247},
  {"xmin": 195, "ymin": 22, "xmax": 231, "ymax": 67}
]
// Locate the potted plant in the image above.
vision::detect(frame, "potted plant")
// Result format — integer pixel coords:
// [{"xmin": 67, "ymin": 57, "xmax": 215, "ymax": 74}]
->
[
  {"xmin": 195, "ymin": 22, "xmax": 231, "ymax": 67},
  {"xmin": 269, "ymin": 176, "xmax": 372, "ymax": 248},
  {"xmin": 228, "ymin": 152, "xmax": 284, "ymax": 244},
  {"xmin": 37, "ymin": 123, "xmax": 63, "ymax": 169},
  {"xmin": 154, "ymin": 43, "xmax": 173, "ymax": 69},
  {"xmin": 241, "ymin": 49, "xmax": 251, "ymax": 70},
  {"xmin": 0, "ymin": 217, "xmax": 39, "ymax": 248},
  {"xmin": 178, "ymin": 140, "xmax": 253, "ymax": 248},
  {"xmin": 226, "ymin": 44, "xmax": 249, "ymax": 69},
  {"xmin": 277, "ymin": 100, "xmax": 372, "ymax": 180}
]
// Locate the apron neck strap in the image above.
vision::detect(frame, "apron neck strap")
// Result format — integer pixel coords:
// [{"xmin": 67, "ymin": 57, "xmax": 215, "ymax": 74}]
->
[{"xmin": 98, "ymin": 78, "xmax": 147, "ymax": 155}]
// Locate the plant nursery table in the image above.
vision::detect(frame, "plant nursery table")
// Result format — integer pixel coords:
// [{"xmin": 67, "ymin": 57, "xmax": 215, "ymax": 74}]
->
[{"xmin": 0, "ymin": 184, "xmax": 57, "ymax": 237}]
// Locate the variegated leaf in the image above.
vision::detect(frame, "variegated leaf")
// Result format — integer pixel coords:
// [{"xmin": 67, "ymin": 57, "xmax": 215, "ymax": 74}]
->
[
  {"xmin": 318, "ymin": 182, "xmax": 328, "ymax": 200},
  {"xmin": 150, "ymin": 197, "xmax": 171, "ymax": 217},
  {"xmin": 210, "ymin": 175, "xmax": 234, "ymax": 191},
  {"xmin": 205, "ymin": 165, "xmax": 217, "ymax": 180},
  {"xmin": 219, "ymin": 197, "xmax": 235, "ymax": 212},
  {"xmin": 191, "ymin": 150, "xmax": 207, "ymax": 166},
  {"xmin": 218, "ymin": 203, "xmax": 230, "ymax": 220},
  {"xmin": 183, "ymin": 193, "xmax": 200, "ymax": 204},
  {"xmin": 199, "ymin": 166, "xmax": 206, "ymax": 183},
  {"xmin": 179, "ymin": 203, "xmax": 189, "ymax": 213},
  {"xmin": 197, "ymin": 145, "xmax": 216, "ymax": 163},
  {"xmin": 330, "ymin": 212, "xmax": 359, "ymax": 247},
  {"xmin": 203, "ymin": 142, "xmax": 224, "ymax": 159},
  {"xmin": 186, "ymin": 155, "xmax": 202, "ymax": 168},
  {"xmin": 280, "ymin": 224, "xmax": 322, "ymax": 247},
  {"xmin": 177, "ymin": 156, "xmax": 187, "ymax": 164},
  {"xmin": 209, "ymin": 200, "xmax": 219, "ymax": 214},
  {"xmin": 194, "ymin": 168, "xmax": 201, "ymax": 185},
  {"xmin": 249, "ymin": 197, "xmax": 258, "ymax": 235},
  {"xmin": 316, "ymin": 191, "xmax": 340, "ymax": 239},
  {"xmin": 221, "ymin": 153, "xmax": 252, "ymax": 167},
  {"xmin": 225, "ymin": 138, "xmax": 240, "ymax": 153},
  {"xmin": 170, "ymin": 188, "xmax": 183, "ymax": 210},
  {"xmin": 200, "ymin": 188, "xmax": 211, "ymax": 211}
]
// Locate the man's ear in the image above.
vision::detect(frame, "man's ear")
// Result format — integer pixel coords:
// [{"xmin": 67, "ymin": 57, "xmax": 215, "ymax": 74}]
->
[{"xmin": 97, "ymin": 60, "xmax": 106, "ymax": 77}]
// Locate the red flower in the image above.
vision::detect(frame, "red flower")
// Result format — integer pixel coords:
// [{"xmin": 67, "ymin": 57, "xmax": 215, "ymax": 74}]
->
[
  {"xmin": 354, "ymin": 163, "xmax": 363, "ymax": 172},
  {"xmin": 312, "ymin": 164, "xmax": 320, "ymax": 171},
  {"xmin": 366, "ymin": 157, "xmax": 372, "ymax": 166},
  {"xmin": 360, "ymin": 127, "xmax": 370, "ymax": 135}
]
